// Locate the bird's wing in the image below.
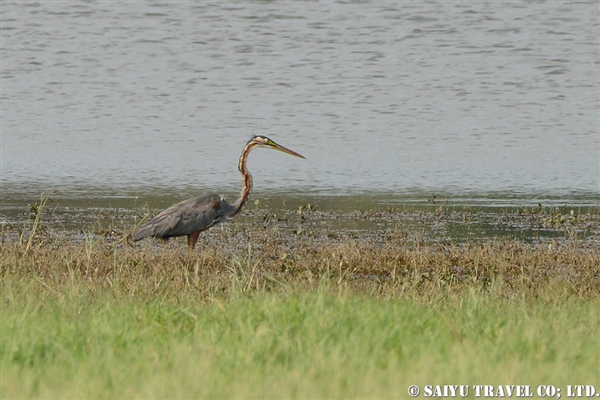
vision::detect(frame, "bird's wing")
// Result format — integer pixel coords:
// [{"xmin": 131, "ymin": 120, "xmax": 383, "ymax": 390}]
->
[
  {"xmin": 134, "ymin": 194, "xmax": 234, "ymax": 240},
  {"xmin": 131, "ymin": 202, "xmax": 183, "ymax": 240}
]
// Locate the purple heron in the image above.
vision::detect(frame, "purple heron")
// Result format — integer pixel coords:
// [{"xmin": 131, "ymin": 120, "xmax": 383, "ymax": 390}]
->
[{"xmin": 132, "ymin": 136, "xmax": 305, "ymax": 249}]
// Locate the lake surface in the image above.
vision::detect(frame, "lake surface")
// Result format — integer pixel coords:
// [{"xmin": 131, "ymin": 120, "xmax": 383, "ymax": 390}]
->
[{"xmin": 2, "ymin": 1, "xmax": 599, "ymax": 207}]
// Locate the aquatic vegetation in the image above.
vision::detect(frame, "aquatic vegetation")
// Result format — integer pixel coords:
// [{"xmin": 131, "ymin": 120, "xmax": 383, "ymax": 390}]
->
[{"xmin": 2, "ymin": 219, "xmax": 599, "ymax": 301}]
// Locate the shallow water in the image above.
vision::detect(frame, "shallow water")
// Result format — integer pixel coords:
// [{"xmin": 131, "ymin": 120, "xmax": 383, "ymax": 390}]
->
[
  {"xmin": 3, "ymin": 2, "xmax": 599, "ymax": 199},
  {"xmin": 3, "ymin": 188, "xmax": 598, "ymax": 249}
]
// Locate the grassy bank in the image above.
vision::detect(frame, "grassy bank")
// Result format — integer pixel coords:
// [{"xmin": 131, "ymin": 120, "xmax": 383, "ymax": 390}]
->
[
  {"xmin": 1, "ymin": 232, "xmax": 599, "ymax": 398},
  {"xmin": 2, "ymin": 287, "xmax": 599, "ymax": 398}
]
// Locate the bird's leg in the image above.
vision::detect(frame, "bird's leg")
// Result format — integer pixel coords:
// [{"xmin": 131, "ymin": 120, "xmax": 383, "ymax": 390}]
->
[{"xmin": 187, "ymin": 230, "xmax": 201, "ymax": 249}]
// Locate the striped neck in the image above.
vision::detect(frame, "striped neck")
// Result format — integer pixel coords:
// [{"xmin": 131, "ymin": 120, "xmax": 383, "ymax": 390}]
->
[{"xmin": 231, "ymin": 141, "xmax": 259, "ymax": 216}]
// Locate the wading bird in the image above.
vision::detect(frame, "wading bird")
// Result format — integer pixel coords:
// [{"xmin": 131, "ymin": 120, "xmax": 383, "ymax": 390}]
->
[{"xmin": 132, "ymin": 136, "xmax": 305, "ymax": 249}]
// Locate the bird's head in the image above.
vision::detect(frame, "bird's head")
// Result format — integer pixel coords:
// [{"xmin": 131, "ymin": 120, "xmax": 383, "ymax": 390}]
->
[{"xmin": 249, "ymin": 135, "xmax": 305, "ymax": 159}]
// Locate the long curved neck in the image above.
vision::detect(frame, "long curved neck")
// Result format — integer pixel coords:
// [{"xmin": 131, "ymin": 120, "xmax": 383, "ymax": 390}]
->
[{"xmin": 231, "ymin": 141, "xmax": 258, "ymax": 216}]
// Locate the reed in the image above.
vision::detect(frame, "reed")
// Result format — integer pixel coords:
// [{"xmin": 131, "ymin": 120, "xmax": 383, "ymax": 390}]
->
[{"xmin": 23, "ymin": 193, "xmax": 49, "ymax": 255}]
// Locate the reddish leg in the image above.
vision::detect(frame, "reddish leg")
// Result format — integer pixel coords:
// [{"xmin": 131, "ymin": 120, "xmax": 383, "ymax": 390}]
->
[{"xmin": 187, "ymin": 230, "xmax": 201, "ymax": 249}]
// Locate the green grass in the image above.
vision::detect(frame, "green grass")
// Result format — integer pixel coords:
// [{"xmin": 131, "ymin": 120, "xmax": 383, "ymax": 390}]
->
[
  {"xmin": 2, "ymin": 277, "xmax": 599, "ymax": 399},
  {"xmin": 2, "ymin": 214, "xmax": 599, "ymax": 399}
]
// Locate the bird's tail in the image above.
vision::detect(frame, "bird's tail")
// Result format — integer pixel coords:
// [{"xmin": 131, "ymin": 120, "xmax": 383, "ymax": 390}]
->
[{"xmin": 132, "ymin": 223, "xmax": 153, "ymax": 241}]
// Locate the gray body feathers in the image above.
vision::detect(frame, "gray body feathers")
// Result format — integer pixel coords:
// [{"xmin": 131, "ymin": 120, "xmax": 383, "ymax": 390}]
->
[{"xmin": 132, "ymin": 194, "xmax": 236, "ymax": 242}]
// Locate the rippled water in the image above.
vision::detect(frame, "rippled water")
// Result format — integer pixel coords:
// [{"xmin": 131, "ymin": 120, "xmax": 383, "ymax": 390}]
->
[{"xmin": 2, "ymin": 2, "xmax": 599, "ymax": 202}]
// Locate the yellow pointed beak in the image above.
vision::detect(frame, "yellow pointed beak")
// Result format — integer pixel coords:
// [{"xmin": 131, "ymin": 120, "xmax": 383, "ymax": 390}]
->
[{"xmin": 269, "ymin": 140, "xmax": 305, "ymax": 159}]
